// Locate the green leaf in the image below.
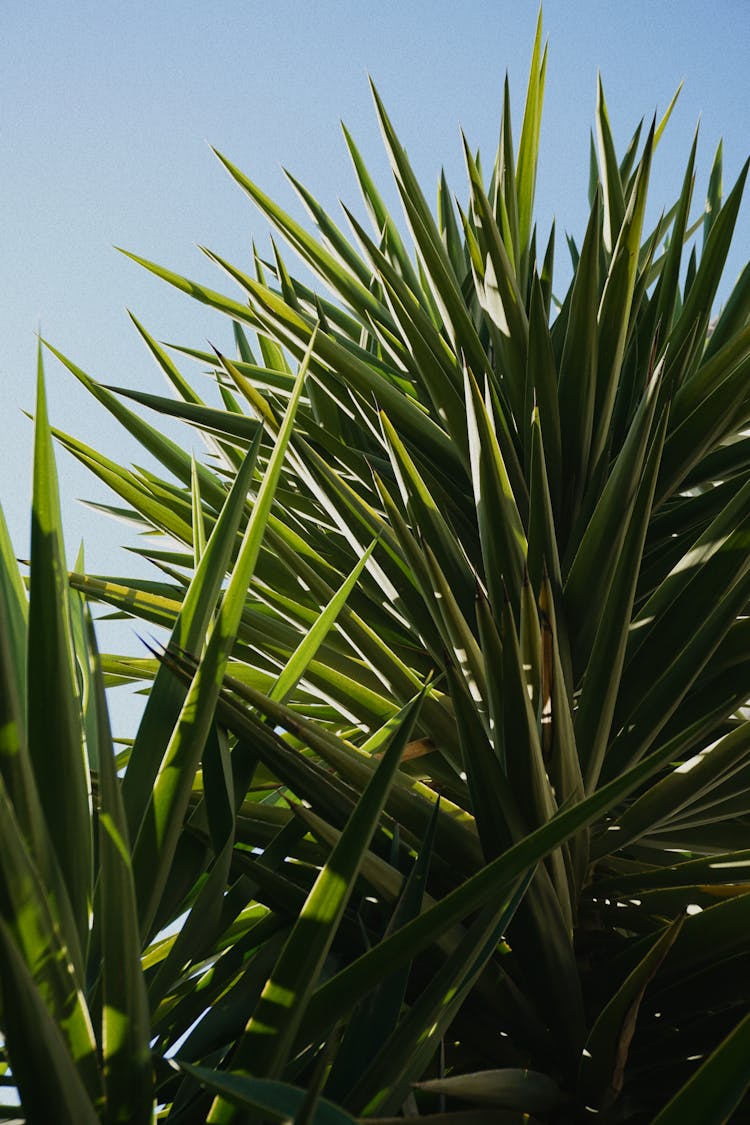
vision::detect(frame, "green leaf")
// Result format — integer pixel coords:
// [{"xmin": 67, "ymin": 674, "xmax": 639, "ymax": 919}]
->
[
  {"xmin": 464, "ymin": 366, "xmax": 527, "ymax": 614},
  {"xmin": 556, "ymin": 190, "xmax": 600, "ymax": 525},
  {"xmin": 652, "ymin": 128, "xmax": 698, "ymax": 358},
  {"xmin": 463, "ymin": 137, "xmax": 528, "ymax": 419},
  {"xmin": 592, "ymin": 120, "xmax": 654, "ymax": 467},
  {"xmin": 340, "ymin": 120, "xmax": 423, "ymax": 298},
  {"xmin": 0, "ymin": 919, "xmax": 100, "ymax": 1125},
  {"xmin": 595, "ymin": 76, "xmax": 625, "ymax": 254},
  {"xmin": 0, "ymin": 506, "xmax": 46, "ymax": 860},
  {"xmin": 495, "ymin": 77, "xmax": 520, "ymax": 271},
  {"xmin": 0, "ymin": 501, "xmax": 28, "ymax": 704},
  {"xmin": 578, "ymin": 915, "xmax": 684, "ymax": 1110},
  {"xmin": 270, "ymin": 541, "xmax": 376, "ymax": 703},
  {"xmin": 575, "ymin": 408, "xmax": 668, "ymax": 790},
  {"xmin": 421, "ymin": 541, "xmax": 486, "ymax": 707},
  {"xmin": 27, "ymin": 347, "xmax": 92, "ymax": 959},
  {"xmin": 527, "ymin": 408, "xmax": 562, "ymax": 600},
  {"xmin": 515, "ymin": 10, "xmax": 547, "ymax": 277},
  {"xmin": 618, "ymin": 118, "xmax": 644, "ymax": 185},
  {"xmin": 105, "ymin": 383, "xmax": 261, "ymax": 446},
  {"xmin": 0, "ymin": 779, "xmax": 101, "ymax": 1106},
  {"xmin": 525, "ymin": 275, "xmax": 561, "ymax": 505},
  {"xmin": 380, "ymin": 412, "xmax": 474, "ymax": 622},
  {"xmin": 564, "ymin": 354, "xmax": 664, "ymax": 670},
  {"xmin": 118, "ymin": 249, "xmax": 265, "ymax": 351},
  {"xmin": 415, "ymin": 1069, "xmax": 560, "ymax": 1113},
  {"xmin": 89, "ymin": 609, "xmax": 154, "ymax": 1125},
  {"xmin": 191, "ymin": 453, "xmax": 207, "ymax": 566},
  {"xmin": 703, "ymin": 139, "xmax": 723, "ymax": 246},
  {"xmin": 653, "ymin": 82, "xmax": 683, "ymax": 148},
  {"xmin": 445, "ymin": 658, "xmax": 512, "ymax": 860},
  {"xmin": 501, "ymin": 597, "xmax": 557, "ymax": 837},
  {"xmin": 438, "ymin": 168, "xmax": 467, "ymax": 279},
  {"xmin": 180, "ymin": 1063, "xmax": 359, "ymax": 1125}
]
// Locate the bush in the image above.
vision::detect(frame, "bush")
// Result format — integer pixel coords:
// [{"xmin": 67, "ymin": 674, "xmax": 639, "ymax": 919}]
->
[{"xmin": 2, "ymin": 14, "xmax": 750, "ymax": 1123}]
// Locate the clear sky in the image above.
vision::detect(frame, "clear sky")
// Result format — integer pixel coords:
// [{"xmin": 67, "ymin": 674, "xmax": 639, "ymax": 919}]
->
[{"xmin": 1, "ymin": 1, "xmax": 748, "ymax": 725}]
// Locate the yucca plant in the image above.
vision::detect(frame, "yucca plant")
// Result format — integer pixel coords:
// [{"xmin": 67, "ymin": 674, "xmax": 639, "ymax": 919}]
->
[
  {"xmin": 10, "ymin": 12, "xmax": 750, "ymax": 1123},
  {"xmin": 0, "ymin": 345, "xmax": 338, "ymax": 1122}
]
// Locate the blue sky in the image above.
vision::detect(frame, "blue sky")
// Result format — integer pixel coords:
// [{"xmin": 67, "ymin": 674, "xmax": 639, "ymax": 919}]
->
[{"xmin": 1, "ymin": 1, "xmax": 748, "ymax": 724}]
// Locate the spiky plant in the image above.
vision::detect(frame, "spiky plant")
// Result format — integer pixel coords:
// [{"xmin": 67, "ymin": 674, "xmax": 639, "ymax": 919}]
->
[
  {"xmin": 0, "ymin": 346, "xmax": 343, "ymax": 1122},
  {"xmin": 13, "ymin": 13, "xmax": 750, "ymax": 1123},
  {"xmin": 0, "ymin": 358, "xmax": 156, "ymax": 1124}
]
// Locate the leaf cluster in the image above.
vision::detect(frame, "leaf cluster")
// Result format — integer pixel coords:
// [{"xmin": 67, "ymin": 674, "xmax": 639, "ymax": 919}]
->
[{"xmin": 2, "ymin": 13, "xmax": 750, "ymax": 1123}]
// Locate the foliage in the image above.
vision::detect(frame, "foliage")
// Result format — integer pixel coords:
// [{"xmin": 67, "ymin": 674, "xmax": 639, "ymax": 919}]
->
[{"xmin": 2, "ymin": 13, "xmax": 750, "ymax": 1123}]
